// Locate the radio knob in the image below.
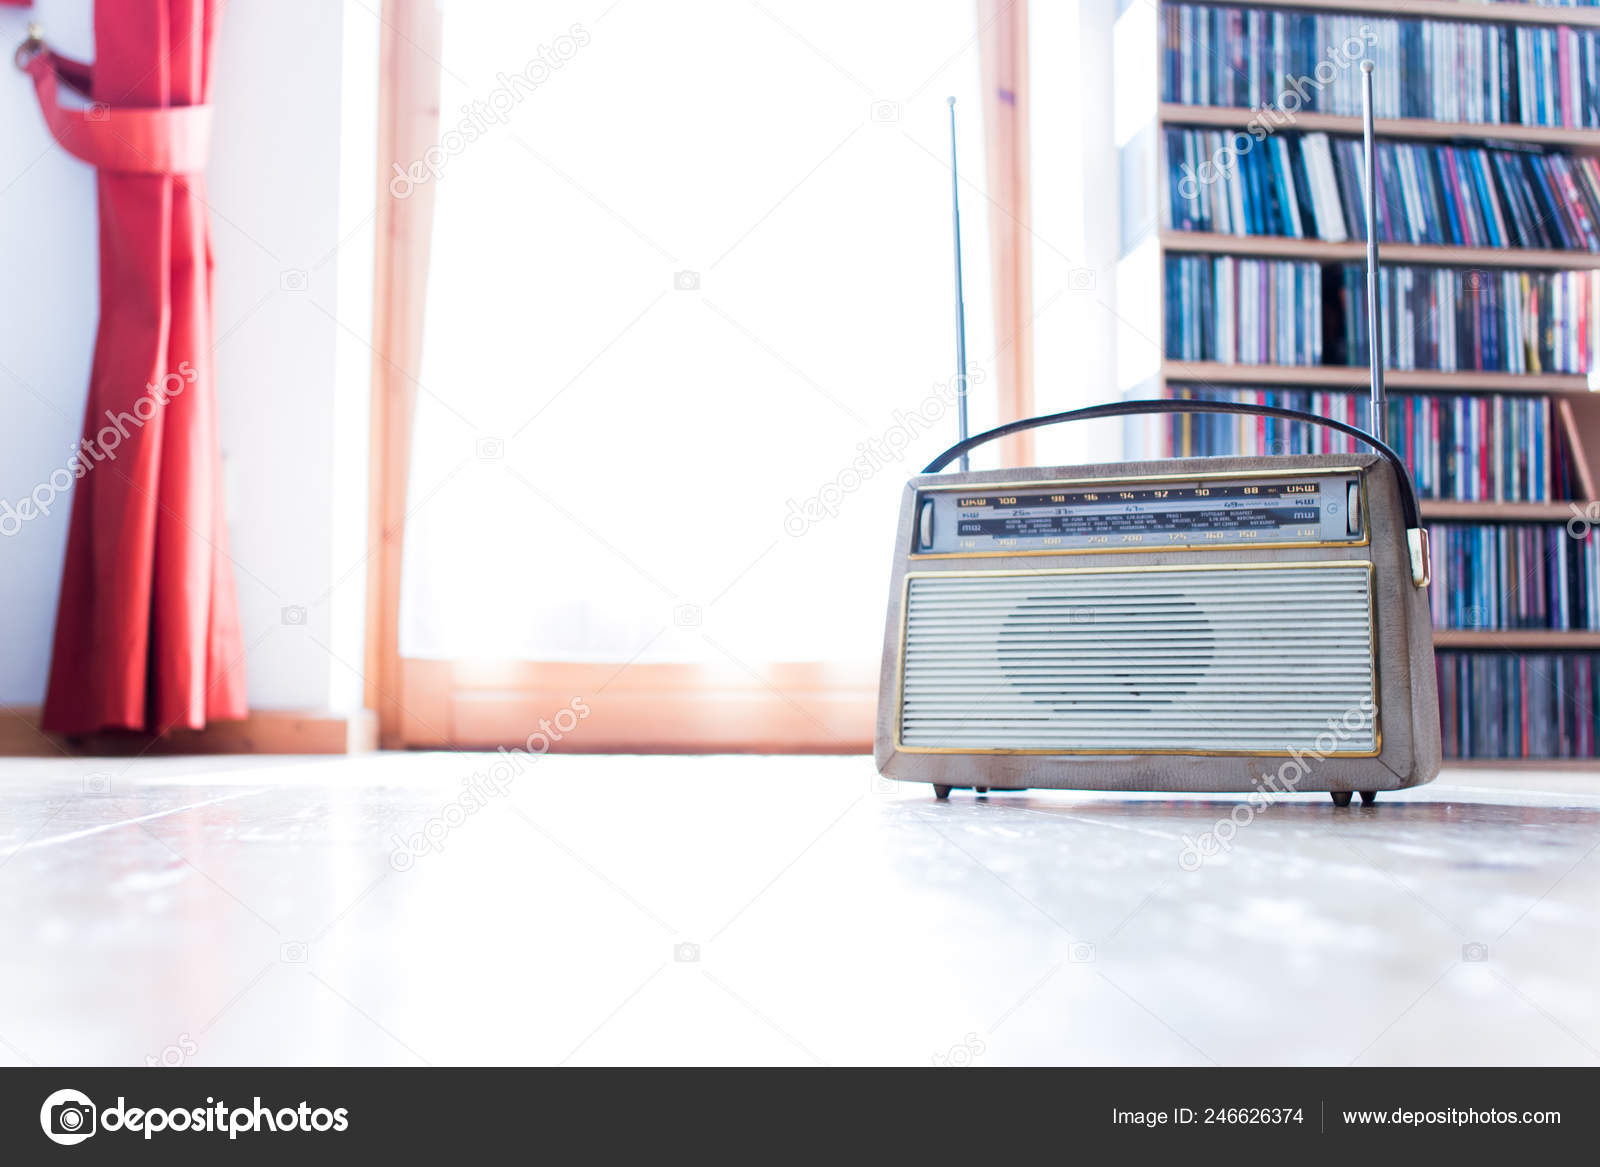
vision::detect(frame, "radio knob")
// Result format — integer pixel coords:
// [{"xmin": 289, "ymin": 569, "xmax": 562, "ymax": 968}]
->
[
  {"xmin": 1347, "ymin": 482, "xmax": 1362, "ymax": 536},
  {"xmin": 918, "ymin": 497, "xmax": 935, "ymax": 550}
]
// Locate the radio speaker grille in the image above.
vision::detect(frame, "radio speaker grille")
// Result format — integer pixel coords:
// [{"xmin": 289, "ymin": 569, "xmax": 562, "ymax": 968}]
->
[{"xmin": 899, "ymin": 565, "xmax": 1376, "ymax": 754}]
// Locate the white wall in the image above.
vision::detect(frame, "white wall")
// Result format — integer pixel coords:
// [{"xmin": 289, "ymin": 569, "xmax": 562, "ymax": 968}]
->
[{"xmin": 0, "ymin": 0, "xmax": 377, "ymax": 712}]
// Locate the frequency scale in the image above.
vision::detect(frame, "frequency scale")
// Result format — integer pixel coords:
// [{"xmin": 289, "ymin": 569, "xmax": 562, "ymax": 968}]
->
[{"xmin": 913, "ymin": 473, "xmax": 1365, "ymax": 556}]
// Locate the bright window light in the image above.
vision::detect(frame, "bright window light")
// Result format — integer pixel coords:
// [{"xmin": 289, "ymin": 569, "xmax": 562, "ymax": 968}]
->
[{"xmin": 401, "ymin": 0, "xmax": 995, "ymax": 664}]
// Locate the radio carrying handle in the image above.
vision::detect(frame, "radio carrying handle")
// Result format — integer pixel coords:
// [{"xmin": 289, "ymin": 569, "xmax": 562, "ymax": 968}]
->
[{"xmin": 920, "ymin": 397, "xmax": 1431, "ymax": 587}]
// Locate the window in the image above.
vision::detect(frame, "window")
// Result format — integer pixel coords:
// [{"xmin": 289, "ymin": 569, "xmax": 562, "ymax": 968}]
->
[{"xmin": 383, "ymin": 1, "xmax": 1001, "ymax": 747}]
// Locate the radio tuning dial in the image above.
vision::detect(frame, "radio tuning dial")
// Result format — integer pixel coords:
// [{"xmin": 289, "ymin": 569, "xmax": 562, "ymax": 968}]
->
[{"xmin": 1347, "ymin": 481, "xmax": 1362, "ymax": 537}]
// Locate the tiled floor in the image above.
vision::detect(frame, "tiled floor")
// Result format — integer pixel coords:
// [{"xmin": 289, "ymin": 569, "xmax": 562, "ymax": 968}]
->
[{"xmin": 1, "ymin": 753, "xmax": 1596, "ymax": 1066}]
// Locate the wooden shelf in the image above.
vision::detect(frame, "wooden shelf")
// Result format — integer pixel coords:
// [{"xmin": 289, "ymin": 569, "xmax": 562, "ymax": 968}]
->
[
  {"xmin": 1160, "ymin": 104, "xmax": 1600, "ymax": 151},
  {"xmin": 1175, "ymin": 0, "xmax": 1600, "ymax": 29},
  {"xmin": 1420, "ymin": 499, "xmax": 1589, "ymax": 520},
  {"xmin": 1160, "ymin": 360, "xmax": 1596, "ymax": 393},
  {"xmin": 1161, "ymin": 230, "xmax": 1600, "ymax": 270},
  {"xmin": 1433, "ymin": 628, "xmax": 1600, "ymax": 647}
]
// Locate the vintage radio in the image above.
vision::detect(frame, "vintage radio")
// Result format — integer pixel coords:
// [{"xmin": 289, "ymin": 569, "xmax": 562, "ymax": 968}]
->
[
  {"xmin": 873, "ymin": 408, "xmax": 1440, "ymax": 804},
  {"xmin": 879, "ymin": 67, "xmax": 1439, "ymax": 804}
]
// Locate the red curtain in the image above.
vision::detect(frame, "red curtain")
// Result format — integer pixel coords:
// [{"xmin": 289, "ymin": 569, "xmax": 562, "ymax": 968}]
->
[{"xmin": 18, "ymin": 1, "xmax": 246, "ymax": 733}]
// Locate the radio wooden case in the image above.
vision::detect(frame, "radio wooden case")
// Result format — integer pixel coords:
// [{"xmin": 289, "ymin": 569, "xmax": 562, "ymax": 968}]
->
[{"xmin": 874, "ymin": 452, "xmax": 1441, "ymax": 797}]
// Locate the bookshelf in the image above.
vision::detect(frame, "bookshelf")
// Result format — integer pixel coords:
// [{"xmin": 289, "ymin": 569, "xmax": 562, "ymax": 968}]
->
[
  {"xmin": 1159, "ymin": 230, "xmax": 1600, "ymax": 270},
  {"xmin": 1162, "ymin": 103, "xmax": 1600, "ymax": 150},
  {"xmin": 1178, "ymin": 0, "xmax": 1600, "ymax": 28},
  {"xmin": 1118, "ymin": 0, "xmax": 1600, "ymax": 764},
  {"xmin": 1420, "ymin": 500, "xmax": 1593, "ymax": 521},
  {"xmin": 1434, "ymin": 629, "xmax": 1600, "ymax": 648},
  {"xmin": 1159, "ymin": 360, "xmax": 1597, "ymax": 393},
  {"xmin": 1158, "ymin": 360, "xmax": 1593, "ymax": 392}
]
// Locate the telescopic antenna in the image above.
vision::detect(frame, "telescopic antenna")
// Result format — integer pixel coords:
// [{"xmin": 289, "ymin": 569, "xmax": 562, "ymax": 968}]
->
[
  {"xmin": 1360, "ymin": 61, "xmax": 1386, "ymax": 442},
  {"xmin": 1359, "ymin": 61, "xmax": 1429, "ymax": 588},
  {"xmin": 947, "ymin": 96, "xmax": 970, "ymax": 472}
]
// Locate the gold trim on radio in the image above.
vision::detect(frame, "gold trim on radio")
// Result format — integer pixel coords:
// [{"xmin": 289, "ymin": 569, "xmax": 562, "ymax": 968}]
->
[
  {"xmin": 891, "ymin": 560, "xmax": 1382, "ymax": 758},
  {"xmin": 910, "ymin": 468, "xmax": 1370, "ymax": 559}
]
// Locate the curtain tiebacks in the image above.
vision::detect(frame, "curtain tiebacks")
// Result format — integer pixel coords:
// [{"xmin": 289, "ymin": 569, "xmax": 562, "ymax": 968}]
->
[{"xmin": 16, "ymin": 33, "xmax": 213, "ymax": 175}]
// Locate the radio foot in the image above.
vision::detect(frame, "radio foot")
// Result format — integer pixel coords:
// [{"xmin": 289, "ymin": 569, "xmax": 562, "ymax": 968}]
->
[
  {"xmin": 1330, "ymin": 791, "xmax": 1353, "ymax": 807},
  {"xmin": 975, "ymin": 786, "xmax": 990, "ymax": 795},
  {"xmin": 1360, "ymin": 790, "xmax": 1378, "ymax": 805},
  {"xmin": 933, "ymin": 785, "xmax": 952, "ymax": 801}
]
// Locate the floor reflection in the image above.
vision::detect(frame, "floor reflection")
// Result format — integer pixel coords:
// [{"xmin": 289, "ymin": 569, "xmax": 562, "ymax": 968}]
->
[{"xmin": 0, "ymin": 756, "xmax": 1595, "ymax": 1066}]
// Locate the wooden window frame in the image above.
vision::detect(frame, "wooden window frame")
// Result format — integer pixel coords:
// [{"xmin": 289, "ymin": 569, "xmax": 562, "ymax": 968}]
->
[{"xmin": 366, "ymin": 0, "xmax": 1033, "ymax": 750}]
